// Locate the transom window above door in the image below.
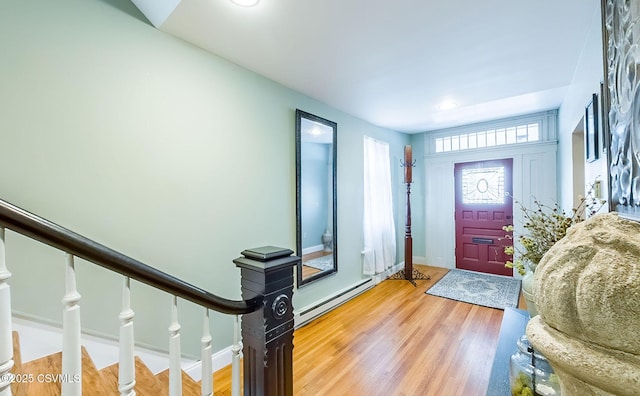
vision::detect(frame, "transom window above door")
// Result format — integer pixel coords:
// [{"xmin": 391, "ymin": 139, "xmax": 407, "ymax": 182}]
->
[
  {"xmin": 435, "ymin": 123, "xmax": 540, "ymax": 153},
  {"xmin": 428, "ymin": 111, "xmax": 556, "ymax": 156}
]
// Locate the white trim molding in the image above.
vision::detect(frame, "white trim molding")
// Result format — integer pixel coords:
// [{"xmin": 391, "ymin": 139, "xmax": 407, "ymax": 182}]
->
[
  {"xmin": 423, "ymin": 111, "xmax": 558, "ymax": 273},
  {"xmin": 294, "ymin": 279, "xmax": 374, "ymax": 327},
  {"xmin": 426, "ymin": 110, "xmax": 558, "ymax": 156}
]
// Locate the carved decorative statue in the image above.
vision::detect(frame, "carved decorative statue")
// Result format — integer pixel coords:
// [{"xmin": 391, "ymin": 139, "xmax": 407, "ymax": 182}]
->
[{"xmin": 527, "ymin": 213, "xmax": 640, "ymax": 395}]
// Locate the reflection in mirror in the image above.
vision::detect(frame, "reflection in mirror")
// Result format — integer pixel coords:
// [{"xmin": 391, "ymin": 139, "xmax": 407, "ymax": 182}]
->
[{"xmin": 295, "ymin": 109, "xmax": 337, "ymax": 286}]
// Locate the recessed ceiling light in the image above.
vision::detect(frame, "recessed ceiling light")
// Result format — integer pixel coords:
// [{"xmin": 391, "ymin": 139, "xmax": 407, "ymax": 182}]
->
[
  {"xmin": 438, "ymin": 100, "xmax": 458, "ymax": 110},
  {"xmin": 230, "ymin": 0, "xmax": 260, "ymax": 6}
]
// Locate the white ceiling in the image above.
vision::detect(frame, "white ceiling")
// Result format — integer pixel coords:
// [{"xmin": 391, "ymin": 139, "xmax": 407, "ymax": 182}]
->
[{"xmin": 132, "ymin": 0, "xmax": 599, "ymax": 133}]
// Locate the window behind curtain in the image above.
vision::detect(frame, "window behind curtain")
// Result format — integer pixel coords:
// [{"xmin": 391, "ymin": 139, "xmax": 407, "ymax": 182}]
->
[{"xmin": 362, "ymin": 136, "xmax": 396, "ymax": 275}]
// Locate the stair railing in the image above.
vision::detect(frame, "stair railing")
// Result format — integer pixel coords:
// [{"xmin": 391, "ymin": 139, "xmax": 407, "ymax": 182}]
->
[{"xmin": 0, "ymin": 198, "xmax": 298, "ymax": 396}]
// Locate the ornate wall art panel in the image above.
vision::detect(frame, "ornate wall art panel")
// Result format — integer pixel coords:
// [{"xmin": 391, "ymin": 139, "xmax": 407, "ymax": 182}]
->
[{"xmin": 604, "ymin": 0, "xmax": 640, "ymax": 218}]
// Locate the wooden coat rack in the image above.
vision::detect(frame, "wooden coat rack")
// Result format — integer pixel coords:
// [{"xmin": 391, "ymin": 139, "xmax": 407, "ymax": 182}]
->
[{"xmin": 402, "ymin": 145, "xmax": 415, "ymax": 283}]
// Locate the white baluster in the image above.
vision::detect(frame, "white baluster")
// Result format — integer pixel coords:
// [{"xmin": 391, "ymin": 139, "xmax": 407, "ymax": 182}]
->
[
  {"xmin": 200, "ymin": 309, "xmax": 212, "ymax": 396},
  {"xmin": 168, "ymin": 296, "xmax": 182, "ymax": 396},
  {"xmin": 118, "ymin": 277, "xmax": 135, "ymax": 396},
  {"xmin": 62, "ymin": 253, "xmax": 81, "ymax": 396},
  {"xmin": 231, "ymin": 315, "xmax": 241, "ymax": 396},
  {"xmin": 0, "ymin": 228, "xmax": 14, "ymax": 396}
]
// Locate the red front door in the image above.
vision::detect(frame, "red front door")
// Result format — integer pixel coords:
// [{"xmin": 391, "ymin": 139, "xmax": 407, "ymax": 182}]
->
[{"xmin": 454, "ymin": 159, "xmax": 513, "ymax": 276}]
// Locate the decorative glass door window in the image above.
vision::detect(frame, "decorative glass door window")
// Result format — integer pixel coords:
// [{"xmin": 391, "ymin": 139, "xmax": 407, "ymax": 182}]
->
[{"xmin": 461, "ymin": 166, "xmax": 505, "ymax": 204}]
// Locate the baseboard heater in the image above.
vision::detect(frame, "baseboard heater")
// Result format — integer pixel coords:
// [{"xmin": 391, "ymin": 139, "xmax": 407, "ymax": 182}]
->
[{"xmin": 294, "ymin": 278, "xmax": 374, "ymax": 327}]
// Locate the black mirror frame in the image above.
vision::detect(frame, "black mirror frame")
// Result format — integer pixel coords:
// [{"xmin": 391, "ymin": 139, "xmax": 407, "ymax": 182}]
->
[{"xmin": 295, "ymin": 109, "xmax": 338, "ymax": 287}]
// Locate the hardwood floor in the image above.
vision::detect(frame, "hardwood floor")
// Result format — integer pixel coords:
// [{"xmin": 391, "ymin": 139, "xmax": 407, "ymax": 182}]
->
[
  {"xmin": 213, "ymin": 265, "xmax": 519, "ymax": 396},
  {"xmin": 301, "ymin": 250, "xmax": 332, "ymax": 279},
  {"xmin": 301, "ymin": 264, "xmax": 322, "ymax": 279}
]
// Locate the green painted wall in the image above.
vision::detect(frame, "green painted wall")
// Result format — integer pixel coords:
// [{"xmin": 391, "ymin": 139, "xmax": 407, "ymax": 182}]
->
[{"xmin": 0, "ymin": 0, "xmax": 413, "ymax": 357}]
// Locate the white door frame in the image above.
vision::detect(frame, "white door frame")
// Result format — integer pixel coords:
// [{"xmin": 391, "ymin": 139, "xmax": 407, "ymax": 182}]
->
[{"xmin": 424, "ymin": 141, "xmax": 557, "ymax": 276}]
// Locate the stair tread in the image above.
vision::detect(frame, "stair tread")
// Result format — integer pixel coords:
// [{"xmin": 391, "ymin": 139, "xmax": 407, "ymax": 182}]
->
[
  {"xmin": 81, "ymin": 346, "xmax": 109, "ymax": 395},
  {"xmin": 156, "ymin": 368, "xmax": 201, "ymax": 396},
  {"xmin": 208, "ymin": 360, "xmax": 243, "ymax": 396},
  {"xmin": 100, "ymin": 355, "xmax": 168, "ymax": 396},
  {"xmin": 12, "ymin": 331, "xmax": 21, "ymax": 369},
  {"xmin": 11, "ymin": 346, "xmax": 107, "ymax": 396},
  {"xmin": 11, "ymin": 329, "xmax": 212, "ymax": 395}
]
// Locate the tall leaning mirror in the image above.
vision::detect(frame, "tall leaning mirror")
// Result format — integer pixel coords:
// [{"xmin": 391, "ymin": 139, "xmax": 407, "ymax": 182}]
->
[{"xmin": 295, "ymin": 109, "xmax": 337, "ymax": 286}]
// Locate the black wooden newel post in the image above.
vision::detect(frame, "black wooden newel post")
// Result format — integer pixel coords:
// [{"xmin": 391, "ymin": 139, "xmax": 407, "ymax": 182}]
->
[{"xmin": 234, "ymin": 246, "xmax": 299, "ymax": 396}]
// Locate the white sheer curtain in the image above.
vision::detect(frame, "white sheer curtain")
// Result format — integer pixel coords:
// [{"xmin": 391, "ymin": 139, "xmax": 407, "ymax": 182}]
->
[{"xmin": 363, "ymin": 136, "xmax": 396, "ymax": 275}]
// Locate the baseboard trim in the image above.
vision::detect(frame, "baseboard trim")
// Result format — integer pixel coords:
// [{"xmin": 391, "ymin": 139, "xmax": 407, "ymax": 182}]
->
[
  {"xmin": 301, "ymin": 244, "xmax": 323, "ymax": 255},
  {"xmin": 371, "ymin": 262, "xmax": 403, "ymax": 284},
  {"xmin": 183, "ymin": 345, "xmax": 234, "ymax": 382},
  {"xmin": 11, "ymin": 313, "xmax": 199, "ymax": 376},
  {"xmin": 11, "ymin": 310, "xmax": 175, "ymax": 358},
  {"xmin": 294, "ymin": 278, "xmax": 374, "ymax": 328},
  {"xmin": 413, "ymin": 256, "xmax": 427, "ymax": 265}
]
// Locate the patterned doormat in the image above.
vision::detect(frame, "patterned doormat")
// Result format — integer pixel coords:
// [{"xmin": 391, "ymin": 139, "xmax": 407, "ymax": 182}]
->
[
  {"xmin": 304, "ymin": 255, "xmax": 334, "ymax": 271},
  {"xmin": 425, "ymin": 269, "xmax": 521, "ymax": 310}
]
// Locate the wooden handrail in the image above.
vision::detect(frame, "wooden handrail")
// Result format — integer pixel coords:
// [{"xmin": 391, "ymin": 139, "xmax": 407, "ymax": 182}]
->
[{"xmin": 0, "ymin": 198, "xmax": 261, "ymax": 315}]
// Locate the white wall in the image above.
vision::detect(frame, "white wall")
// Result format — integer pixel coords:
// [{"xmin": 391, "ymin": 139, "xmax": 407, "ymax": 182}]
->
[
  {"xmin": 424, "ymin": 145, "xmax": 557, "ymax": 271},
  {"xmin": 0, "ymin": 0, "xmax": 408, "ymax": 358},
  {"xmin": 420, "ymin": 0, "xmax": 605, "ymax": 272},
  {"xmin": 557, "ymin": 1, "xmax": 607, "ymax": 210}
]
